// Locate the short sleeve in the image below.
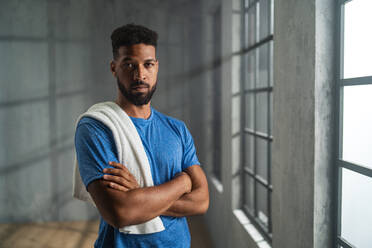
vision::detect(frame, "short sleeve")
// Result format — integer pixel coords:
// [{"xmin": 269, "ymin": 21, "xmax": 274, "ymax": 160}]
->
[
  {"xmin": 74, "ymin": 117, "xmax": 119, "ymax": 188},
  {"xmin": 181, "ymin": 123, "xmax": 200, "ymax": 170}
]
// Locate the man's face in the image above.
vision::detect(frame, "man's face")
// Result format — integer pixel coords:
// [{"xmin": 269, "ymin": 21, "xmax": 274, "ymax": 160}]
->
[{"xmin": 111, "ymin": 43, "xmax": 159, "ymax": 106}]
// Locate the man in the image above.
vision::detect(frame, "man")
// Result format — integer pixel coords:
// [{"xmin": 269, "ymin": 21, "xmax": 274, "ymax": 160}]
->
[{"xmin": 74, "ymin": 23, "xmax": 209, "ymax": 247}]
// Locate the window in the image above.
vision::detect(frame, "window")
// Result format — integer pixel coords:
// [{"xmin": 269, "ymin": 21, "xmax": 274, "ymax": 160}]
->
[
  {"xmin": 241, "ymin": 0, "xmax": 274, "ymax": 242},
  {"xmin": 335, "ymin": 0, "xmax": 372, "ymax": 247}
]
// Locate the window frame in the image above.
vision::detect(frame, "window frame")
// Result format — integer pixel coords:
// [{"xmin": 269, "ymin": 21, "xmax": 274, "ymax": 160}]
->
[
  {"xmin": 335, "ymin": 0, "xmax": 372, "ymax": 247},
  {"xmin": 240, "ymin": 0, "xmax": 274, "ymax": 242}
]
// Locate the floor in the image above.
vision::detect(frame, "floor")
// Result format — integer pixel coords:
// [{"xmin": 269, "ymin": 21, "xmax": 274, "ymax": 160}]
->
[{"xmin": 0, "ymin": 216, "xmax": 213, "ymax": 248}]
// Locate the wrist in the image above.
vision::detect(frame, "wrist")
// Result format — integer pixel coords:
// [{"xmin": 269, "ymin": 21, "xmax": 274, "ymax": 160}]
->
[
  {"xmin": 180, "ymin": 173, "xmax": 192, "ymax": 194},
  {"xmin": 174, "ymin": 171, "xmax": 192, "ymax": 193}
]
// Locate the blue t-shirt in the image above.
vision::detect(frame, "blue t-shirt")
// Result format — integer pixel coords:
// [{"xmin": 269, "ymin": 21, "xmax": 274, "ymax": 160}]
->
[{"xmin": 74, "ymin": 107, "xmax": 200, "ymax": 248}]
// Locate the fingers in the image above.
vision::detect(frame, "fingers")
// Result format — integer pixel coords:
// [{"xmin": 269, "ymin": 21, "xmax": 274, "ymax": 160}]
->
[
  {"xmin": 109, "ymin": 183, "xmax": 129, "ymax": 192},
  {"xmin": 103, "ymin": 161, "xmax": 140, "ymax": 190},
  {"xmin": 174, "ymin": 171, "xmax": 185, "ymax": 179},
  {"xmin": 103, "ymin": 168, "xmax": 131, "ymax": 180},
  {"xmin": 109, "ymin": 161, "xmax": 131, "ymax": 173},
  {"xmin": 105, "ymin": 161, "xmax": 137, "ymax": 181},
  {"xmin": 102, "ymin": 180, "xmax": 129, "ymax": 192},
  {"xmin": 103, "ymin": 174, "xmax": 137, "ymax": 189}
]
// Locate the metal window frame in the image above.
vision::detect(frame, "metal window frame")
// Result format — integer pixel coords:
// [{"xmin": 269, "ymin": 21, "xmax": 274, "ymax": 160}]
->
[
  {"xmin": 335, "ymin": 0, "xmax": 372, "ymax": 247},
  {"xmin": 240, "ymin": 0, "xmax": 274, "ymax": 243}
]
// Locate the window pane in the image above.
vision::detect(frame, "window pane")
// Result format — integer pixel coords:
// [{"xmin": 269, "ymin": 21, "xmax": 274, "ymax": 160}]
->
[
  {"xmin": 342, "ymin": 85, "xmax": 372, "ymax": 168},
  {"xmin": 244, "ymin": 11, "xmax": 249, "ymax": 48},
  {"xmin": 232, "ymin": 135, "xmax": 241, "ymax": 175},
  {"xmin": 257, "ymin": 137, "xmax": 268, "ymax": 181},
  {"xmin": 256, "ymin": 92, "xmax": 268, "ymax": 134},
  {"xmin": 269, "ymin": 92, "xmax": 273, "ymax": 134},
  {"xmin": 244, "ymin": 133, "xmax": 255, "ymax": 170},
  {"xmin": 343, "ymin": 0, "xmax": 372, "ymax": 78},
  {"xmin": 269, "ymin": 41, "xmax": 274, "ymax": 86},
  {"xmin": 341, "ymin": 168, "xmax": 372, "ymax": 248},
  {"xmin": 259, "ymin": 0, "xmax": 270, "ymax": 40},
  {"xmin": 245, "ymin": 93, "xmax": 254, "ymax": 129},
  {"xmin": 270, "ymin": 0, "xmax": 274, "ymax": 35},
  {"xmin": 231, "ymin": 53, "xmax": 241, "ymax": 95},
  {"xmin": 244, "ymin": 174, "xmax": 255, "ymax": 212},
  {"xmin": 257, "ymin": 183, "xmax": 268, "ymax": 226},
  {"xmin": 248, "ymin": 4, "xmax": 256, "ymax": 47},
  {"xmin": 232, "ymin": 95, "xmax": 240, "ymax": 135},
  {"xmin": 258, "ymin": 42, "xmax": 269, "ymax": 88},
  {"xmin": 245, "ymin": 51, "xmax": 256, "ymax": 90}
]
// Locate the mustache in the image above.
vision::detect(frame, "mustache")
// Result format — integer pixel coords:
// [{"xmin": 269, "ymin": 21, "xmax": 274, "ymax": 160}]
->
[{"xmin": 131, "ymin": 80, "xmax": 150, "ymax": 88}]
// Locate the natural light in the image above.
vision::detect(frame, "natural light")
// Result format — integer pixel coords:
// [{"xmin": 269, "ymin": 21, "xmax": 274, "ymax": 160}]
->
[{"xmin": 341, "ymin": 0, "xmax": 372, "ymax": 247}]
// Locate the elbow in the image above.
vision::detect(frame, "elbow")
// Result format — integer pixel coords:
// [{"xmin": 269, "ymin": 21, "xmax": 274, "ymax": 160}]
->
[
  {"xmin": 200, "ymin": 190, "xmax": 210, "ymax": 214},
  {"xmin": 196, "ymin": 198, "xmax": 209, "ymax": 215},
  {"xmin": 105, "ymin": 206, "xmax": 138, "ymax": 228},
  {"xmin": 201, "ymin": 198, "xmax": 209, "ymax": 214},
  {"xmin": 105, "ymin": 212, "xmax": 128, "ymax": 229},
  {"xmin": 111, "ymin": 215, "xmax": 131, "ymax": 229},
  {"xmin": 111, "ymin": 207, "xmax": 147, "ymax": 228},
  {"xmin": 194, "ymin": 189, "xmax": 209, "ymax": 215}
]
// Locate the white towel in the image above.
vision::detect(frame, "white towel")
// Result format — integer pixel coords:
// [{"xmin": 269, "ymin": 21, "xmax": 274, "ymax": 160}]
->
[{"xmin": 72, "ymin": 101, "xmax": 165, "ymax": 234}]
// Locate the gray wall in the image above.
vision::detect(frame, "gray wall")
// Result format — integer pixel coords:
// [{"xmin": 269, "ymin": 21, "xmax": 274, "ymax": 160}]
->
[{"xmin": 272, "ymin": 0, "xmax": 336, "ymax": 247}]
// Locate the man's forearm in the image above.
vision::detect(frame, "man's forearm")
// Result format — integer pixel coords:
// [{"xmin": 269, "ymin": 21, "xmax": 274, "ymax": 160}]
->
[
  {"xmin": 162, "ymin": 165, "xmax": 209, "ymax": 217},
  {"xmin": 88, "ymin": 172, "xmax": 191, "ymax": 228},
  {"xmin": 162, "ymin": 187, "xmax": 209, "ymax": 217}
]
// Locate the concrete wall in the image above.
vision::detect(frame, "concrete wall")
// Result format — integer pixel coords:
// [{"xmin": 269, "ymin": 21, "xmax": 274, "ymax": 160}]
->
[
  {"xmin": 272, "ymin": 0, "xmax": 336, "ymax": 247},
  {"xmin": 0, "ymin": 0, "xmax": 191, "ymax": 223}
]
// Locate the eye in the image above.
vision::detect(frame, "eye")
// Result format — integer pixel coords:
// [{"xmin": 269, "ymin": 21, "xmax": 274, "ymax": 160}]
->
[
  {"xmin": 145, "ymin": 63, "xmax": 155, "ymax": 68},
  {"xmin": 123, "ymin": 63, "xmax": 135, "ymax": 69}
]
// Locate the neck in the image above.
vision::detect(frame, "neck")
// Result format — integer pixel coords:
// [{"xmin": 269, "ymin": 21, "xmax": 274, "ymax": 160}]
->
[{"xmin": 115, "ymin": 94, "xmax": 152, "ymax": 119}]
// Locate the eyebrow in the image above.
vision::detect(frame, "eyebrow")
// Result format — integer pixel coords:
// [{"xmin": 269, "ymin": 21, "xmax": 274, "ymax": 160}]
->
[
  {"xmin": 145, "ymin": 59, "xmax": 157, "ymax": 63},
  {"xmin": 122, "ymin": 57, "xmax": 157, "ymax": 63}
]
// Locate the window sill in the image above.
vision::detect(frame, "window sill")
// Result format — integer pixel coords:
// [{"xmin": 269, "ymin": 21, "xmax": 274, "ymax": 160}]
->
[{"xmin": 233, "ymin": 209, "xmax": 271, "ymax": 248}]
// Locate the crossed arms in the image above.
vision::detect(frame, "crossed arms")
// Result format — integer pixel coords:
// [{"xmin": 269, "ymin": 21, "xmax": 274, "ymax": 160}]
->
[{"xmin": 87, "ymin": 162, "xmax": 209, "ymax": 229}]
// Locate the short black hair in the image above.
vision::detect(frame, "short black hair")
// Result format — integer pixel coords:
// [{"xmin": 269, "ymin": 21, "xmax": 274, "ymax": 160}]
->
[{"xmin": 110, "ymin": 23, "xmax": 158, "ymax": 59}]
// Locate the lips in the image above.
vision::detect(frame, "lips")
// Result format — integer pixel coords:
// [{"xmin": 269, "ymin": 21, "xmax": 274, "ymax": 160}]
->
[{"xmin": 131, "ymin": 86, "xmax": 149, "ymax": 92}]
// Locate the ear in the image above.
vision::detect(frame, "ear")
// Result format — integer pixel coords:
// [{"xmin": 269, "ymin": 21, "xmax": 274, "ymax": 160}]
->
[{"xmin": 110, "ymin": 60, "xmax": 117, "ymax": 77}]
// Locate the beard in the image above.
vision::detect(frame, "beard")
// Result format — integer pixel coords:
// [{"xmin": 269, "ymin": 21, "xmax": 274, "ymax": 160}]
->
[{"xmin": 117, "ymin": 78, "xmax": 157, "ymax": 106}]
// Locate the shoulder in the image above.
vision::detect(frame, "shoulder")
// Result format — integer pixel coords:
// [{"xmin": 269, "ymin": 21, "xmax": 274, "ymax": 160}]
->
[
  {"xmin": 152, "ymin": 109, "xmax": 193, "ymax": 139},
  {"xmin": 78, "ymin": 116, "xmax": 108, "ymax": 128},
  {"xmin": 153, "ymin": 109, "xmax": 187, "ymax": 130},
  {"xmin": 75, "ymin": 117, "xmax": 113, "ymax": 142}
]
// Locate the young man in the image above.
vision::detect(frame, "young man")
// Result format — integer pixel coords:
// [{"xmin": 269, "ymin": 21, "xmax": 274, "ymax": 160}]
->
[{"xmin": 74, "ymin": 24, "xmax": 209, "ymax": 247}]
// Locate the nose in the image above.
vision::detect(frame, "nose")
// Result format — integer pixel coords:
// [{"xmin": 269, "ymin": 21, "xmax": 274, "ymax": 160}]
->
[{"xmin": 133, "ymin": 65, "xmax": 146, "ymax": 81}]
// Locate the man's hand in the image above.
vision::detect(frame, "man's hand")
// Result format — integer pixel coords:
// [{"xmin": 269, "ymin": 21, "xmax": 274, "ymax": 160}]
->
[
  {"xmin": 102, "ymin": 161, "xmax": 139, "ymax": 192},
  {"xmin": 173, "ymin": 172, "xmax": 192, "ymax": 194}
]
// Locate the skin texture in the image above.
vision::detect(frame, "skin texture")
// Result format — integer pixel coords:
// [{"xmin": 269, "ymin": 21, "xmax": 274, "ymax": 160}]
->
[{"xmin": 86, "ymin": 43, "xmax": 209, "ymax": 228}]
